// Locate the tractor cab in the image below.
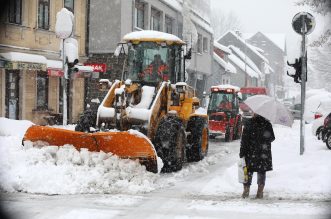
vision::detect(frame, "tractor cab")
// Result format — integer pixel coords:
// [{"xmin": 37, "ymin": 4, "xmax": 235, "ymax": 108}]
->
[
  {"xmin": 207, "ymin": 85, "xmax": 242, "ymax": 141},
  {"xmin": 207, "ymin": 86, "xmax": 240, "ymax": 118}
]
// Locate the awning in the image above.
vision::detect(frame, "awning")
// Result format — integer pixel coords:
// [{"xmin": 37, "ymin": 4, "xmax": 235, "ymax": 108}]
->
[
  {"xmin": 0, "ymin": 52, "xmax": 47, "ymax": 71},
  {"xmin": 47, "ymin": 60, "xmax": 63, "ymax": 77}
]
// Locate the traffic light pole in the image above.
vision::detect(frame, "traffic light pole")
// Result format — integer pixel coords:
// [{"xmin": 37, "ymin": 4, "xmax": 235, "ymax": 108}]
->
[
  {"xmin": 62, "ymin": 39, "xmax": 68, "ymax": 126},
  {"xmin": 300, "ymin": 16, "xmax": 307, "ymax": 155}
]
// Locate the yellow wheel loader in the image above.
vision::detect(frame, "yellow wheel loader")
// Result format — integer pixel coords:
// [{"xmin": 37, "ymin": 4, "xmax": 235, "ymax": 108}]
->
[{"xmin": 23, "ymin": 30, "xmax": 209, "ymax": 173}]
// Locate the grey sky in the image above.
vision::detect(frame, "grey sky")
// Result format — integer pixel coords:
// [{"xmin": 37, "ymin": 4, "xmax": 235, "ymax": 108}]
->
[{"xmin": 209, "ymin": 0, "xmax": 326, "ymax": 59}]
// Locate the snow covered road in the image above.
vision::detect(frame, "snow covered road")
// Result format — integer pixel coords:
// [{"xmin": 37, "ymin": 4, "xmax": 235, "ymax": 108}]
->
[
  {"xmin": 0, "ymin": 118, "xmax": 330, "ymax": 218},
  {"xmin": 1, "ymin": 138, "xmax": 330, "ymax": 218}
]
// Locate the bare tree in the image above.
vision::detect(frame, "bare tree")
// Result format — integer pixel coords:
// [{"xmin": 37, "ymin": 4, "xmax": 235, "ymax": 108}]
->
[{"xmin": 211, "ymin": 8, "xmax": 243, "ymax": 39}]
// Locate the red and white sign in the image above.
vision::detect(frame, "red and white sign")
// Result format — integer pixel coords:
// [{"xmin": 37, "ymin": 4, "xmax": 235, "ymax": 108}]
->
[
  {"xmin": 47, "ymin": 69, "xmax": 64, "ymax": 77},
  {"xmin": 84, "ymin": 63, "xmax": 107, "ymax": 73}
]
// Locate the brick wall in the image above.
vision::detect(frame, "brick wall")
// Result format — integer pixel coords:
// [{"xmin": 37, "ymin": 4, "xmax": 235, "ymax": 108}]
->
[
  {"xmin": 48, "ymin": 77, "xmax": 59, "ymax": 113},
  {"xmin": 71, "ymin": 78, "xmax": 85, "ymax": 123},
  {"xmin": 24, "ymin": 70, "xmax": 36, "ymax": 121}
]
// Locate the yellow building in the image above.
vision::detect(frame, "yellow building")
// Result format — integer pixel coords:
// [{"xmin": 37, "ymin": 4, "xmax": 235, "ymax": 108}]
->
[{"xmin": 0, "ymin": 0, "xmax": 88, "ymax": 124}]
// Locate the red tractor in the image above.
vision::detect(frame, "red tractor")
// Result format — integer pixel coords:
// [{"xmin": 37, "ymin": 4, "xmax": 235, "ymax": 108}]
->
[{"xmin": 207, "ymin": 85, "xmax": 242, "ymax": 141}]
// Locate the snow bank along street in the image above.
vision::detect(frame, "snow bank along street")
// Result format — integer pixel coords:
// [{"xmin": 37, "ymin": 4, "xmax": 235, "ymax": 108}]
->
[{"xmin": 0, "ymin": 118, "xmax": 330, "ymax": 218}]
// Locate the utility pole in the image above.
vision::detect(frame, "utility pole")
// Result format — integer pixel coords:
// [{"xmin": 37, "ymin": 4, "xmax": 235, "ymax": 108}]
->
[
  {"xmin": 55, "ymin": 8, "xmax": 75, "ymax": 125},
  {"xmin": 291, "ymin": 12, "xmax": 315, "ymax": 155}
]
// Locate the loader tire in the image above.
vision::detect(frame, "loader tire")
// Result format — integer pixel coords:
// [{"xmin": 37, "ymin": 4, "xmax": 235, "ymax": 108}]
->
[
  {"xmin": 153, "ymin": 116, "xmax": 185, "ymax": 172},
  {"xmin": 187, "ymin": 117, "xmax": 209, "ymax": 162}
]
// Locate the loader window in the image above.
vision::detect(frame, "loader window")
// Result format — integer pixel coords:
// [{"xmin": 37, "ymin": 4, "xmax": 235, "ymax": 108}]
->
[{"xmin": 127, "ymin": 42, "xmax": 181, "ymax": 84}]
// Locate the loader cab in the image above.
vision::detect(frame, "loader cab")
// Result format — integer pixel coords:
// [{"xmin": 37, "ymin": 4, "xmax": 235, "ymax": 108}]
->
[{"xmin": 127, "ymin": 41, "xmax": 184, "ymax": 85}]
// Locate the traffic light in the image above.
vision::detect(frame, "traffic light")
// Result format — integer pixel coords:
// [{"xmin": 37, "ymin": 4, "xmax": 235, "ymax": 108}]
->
[{"xmin": 287, "ymin": 58, "xmax": 302, "ymax": 83}]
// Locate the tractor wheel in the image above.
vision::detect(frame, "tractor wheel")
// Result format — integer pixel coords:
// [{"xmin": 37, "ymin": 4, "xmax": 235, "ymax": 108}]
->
[
  {"xmin": 224, "ymin": 126, "xmax": 231, "ymax": 142},
  {"xmin": 153, "ymin": 116, "xmax": 185, "ymax": 172},
  {"xmin": 187, "ymin": 117, "xmax": 209, "ymax": 162},
  {"xmin": 234, "ymin": 119, "xmax": 242, "ymax": 140}
]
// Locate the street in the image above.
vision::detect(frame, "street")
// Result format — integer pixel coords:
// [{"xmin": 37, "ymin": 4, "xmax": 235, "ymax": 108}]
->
[{"xmin": 1, "ymin": 137, "xmax": 330, "ymax": 219}]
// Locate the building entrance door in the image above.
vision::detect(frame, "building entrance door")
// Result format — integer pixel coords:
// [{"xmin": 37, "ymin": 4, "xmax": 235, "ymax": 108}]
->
[{"xmin": 6, "ymin": 71, "xmax": 20, "ymax": 120}]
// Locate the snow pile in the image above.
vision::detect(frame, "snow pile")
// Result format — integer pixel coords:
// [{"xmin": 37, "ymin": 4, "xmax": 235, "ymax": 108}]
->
[
  {"xmin": 0, "ymin": 119, "xmax": 161, "ymax": 195},
  {"xmin": 0, "ymin": 117, "xmax": 33, "ymax": 138},
  {"xmin": 123, "ymin": 30, "xmax": 185, "ymax": 44},
  {"xmin": 200, "ymin": 121, "xmax": 331, "ymax": 200}
]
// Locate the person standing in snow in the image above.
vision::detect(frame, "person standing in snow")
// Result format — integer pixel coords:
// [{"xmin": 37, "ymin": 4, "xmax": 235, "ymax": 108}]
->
[{"xmin": 239, "ymin": 113, "xmax": 275, "ymax": 199}]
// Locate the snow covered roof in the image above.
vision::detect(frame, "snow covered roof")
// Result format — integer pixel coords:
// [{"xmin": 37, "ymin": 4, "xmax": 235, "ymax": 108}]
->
[
  {"xmin": 123, "ymin": 30, "xmax": 185, "ymax": 45},
  {"xmin": 228, "ymin": 53, "xmax": 259, "ymax": 78},
  {"xmin": 213, "ymin": 52, "xmax": 236, "ymax": 74},
  {"xmin": 190, "ymin": 12, "xmax": 213, "ymax": 34},
  {"xmin": 160, "ymin": 0, "xmax": 182, "ymax": 12},
  {"xmin": 217, "ymin": 31, "xmax": 269, "ymax": 64},
  {"xmin": 214, "ymin": 41, "xmax": 231, "ymax": 54},
  {"xmin": 47, "ymin": 60, "xmax": 63, "ymax": 69},
  {"xmin": 211, "ymin": 84, "xmax": 240, "ymax": 92},
  {"xmin": 0, "ymin": 52, "xmax": 47, "ymax": 64},
  {"xmin": 228, "ymin": 45, "xmax": 262, "ymax": 77}
]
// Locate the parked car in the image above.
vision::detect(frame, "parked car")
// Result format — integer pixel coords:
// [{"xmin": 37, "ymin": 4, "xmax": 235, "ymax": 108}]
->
[
  {"xmin": 311, "ymin": 114, "xmax": 327, "ymax": 140},
  {"xmin": 304, "ymin": 93, "xmax": 331, "ymax": 123},
  {"xmin": 289, "ymin": 103, "xmax": 301, "ymax": 120}
]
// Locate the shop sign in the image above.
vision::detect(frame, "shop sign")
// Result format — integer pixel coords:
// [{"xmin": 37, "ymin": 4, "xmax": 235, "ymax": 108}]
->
[
  {"xmin": 73, "ymin": 71, "xmax": 92, "ymax": 79},
  {"xmin": 84, "ymin": 63, "xmax": 107, "ymax": 73},
  {"xmin": 5, "ymin": 61, "xmax": 46, "ymax": 71},
  {"xmin": 47, "ymin": 69, "xmax": 64, "ymax": 77}
]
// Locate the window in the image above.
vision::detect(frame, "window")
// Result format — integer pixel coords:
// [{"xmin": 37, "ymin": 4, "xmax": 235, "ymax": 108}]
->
[
  {"xmin": 8, "ymin": 0, "xmax": 22, "ymax": 24},
  {"xmin": 203, "ymin": 37, "xmax": 208, "ymax": 52},
  {"xmin": 151, "ymin": 8, "xmax": 161, "ymax": 31},
  {"xmin": 135, "ymin": 0, "xmax": 145, "ymax": 29},
  {"xmin": 197, "ymin": 33, "xmax": 202, "ymax": 54},
  {"xmin": 38, "ymin": 0, "xmax": 50, "ymax": 30},
  {"xmin": 64, "ymin": 0, "xmax": 74, "ymax": 13},
  {"xmin": 165, "ymin": 16, "xmax": 173, "ymax": 34},
  {"xmin": 36, "ymin": 72, "xmax": 49, "ymax": 109}
]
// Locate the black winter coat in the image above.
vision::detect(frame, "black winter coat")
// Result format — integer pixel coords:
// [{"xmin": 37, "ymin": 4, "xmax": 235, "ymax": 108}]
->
[{"xmin": 240, "ymin": 115, "xmax": 275, "ymax": 172}]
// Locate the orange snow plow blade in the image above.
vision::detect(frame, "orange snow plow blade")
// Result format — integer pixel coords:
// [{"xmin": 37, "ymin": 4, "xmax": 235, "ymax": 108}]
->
[{"xmin": 23, "ymin": 125, "xmax": 158, "ymax": 173}]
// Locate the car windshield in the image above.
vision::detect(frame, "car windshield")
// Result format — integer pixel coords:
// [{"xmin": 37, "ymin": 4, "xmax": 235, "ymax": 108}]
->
[
  {"xmin": 127, "ymin": 42, "xmax": 181, "ymax": 84},
  {"xmin": 241, "ymin": 93, "xmax": 255, "ymax": 101},
  {"xmin": 208, "ymin": 92, "xmax": 234, "ymax": 111}
]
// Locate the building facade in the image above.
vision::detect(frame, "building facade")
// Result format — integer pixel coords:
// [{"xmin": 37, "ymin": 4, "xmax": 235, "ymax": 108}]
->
[
  {"xmin": 217, "ymin": 31, "xmax": 270, "ymax": 89},
  {"xmin": 247, "ymin": 32, "xmax": 286, "ymax": 98},
  {"xmin": 185, "ymin": 0, "xmax": 213, "ymax": 99},
  {"xmin": 86, "ymin": 0, "xmax": 213, "ymax": 110},
  {"xmin": 0, "ymin": 0, "xmax": 89, "ymax": 124}
]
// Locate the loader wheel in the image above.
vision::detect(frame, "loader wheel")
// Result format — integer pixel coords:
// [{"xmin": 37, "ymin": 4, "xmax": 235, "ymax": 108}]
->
[
  {"xmin": 187, "ymin": 117, "xmax": 209, "ymax": 162},
  {"xmin": 153, "ymin": 116, "xmax": 185, "ymax": 172}
]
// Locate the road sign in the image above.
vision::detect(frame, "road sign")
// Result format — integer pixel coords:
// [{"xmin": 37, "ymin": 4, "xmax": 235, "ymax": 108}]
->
[
  {"xmin": 55, "ymin": 8, "xmax": 74, "ymax": 39},
  {"xmin": 292, "ymin": 12, "xmax": 315, "ymax": 35}
]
